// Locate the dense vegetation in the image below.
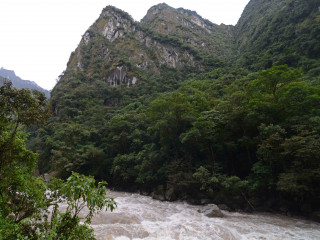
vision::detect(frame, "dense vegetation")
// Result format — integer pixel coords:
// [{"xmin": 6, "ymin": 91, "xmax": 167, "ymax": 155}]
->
[
  {"xmin": 0, "ymin": 82, "xmax": 115, "ymax": 239},
  {"xmin": 28, "ymin": 0, "xmax": 320, "ymax": 221},
  {"xmin": 32, "ymin": 64, "xmax": 320, "ymax": 217},
  {"xmin": 235, "ymin": 0, "xmax": 320, "ymax": 76}
]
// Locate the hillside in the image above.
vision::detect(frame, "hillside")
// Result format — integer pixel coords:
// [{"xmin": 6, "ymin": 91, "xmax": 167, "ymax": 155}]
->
[
  {"xmin": 31, "ymin": 0, "xmax": 320, "ymax": 220},
  {"xmin": 0, "ymin": 67, "xmax": 50, "ymax": 98},
  {"xmin": 51, "ymin": 4, "xmax": 234, "ymax": 109},
  {"xmin": 235, "ymin": 0, "xmax": 320, "ymax": 76}
]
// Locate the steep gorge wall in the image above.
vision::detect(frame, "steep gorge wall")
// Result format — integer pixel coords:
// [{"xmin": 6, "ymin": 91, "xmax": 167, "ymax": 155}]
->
[{"xmin": 58, "ymin": 4, "xmax": 235, "ymax": 91}]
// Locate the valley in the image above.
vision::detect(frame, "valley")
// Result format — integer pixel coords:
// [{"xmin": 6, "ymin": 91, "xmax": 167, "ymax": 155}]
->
[{"xmin": 1, "ymin": 0, "xmax": 320, "ymax": 239}]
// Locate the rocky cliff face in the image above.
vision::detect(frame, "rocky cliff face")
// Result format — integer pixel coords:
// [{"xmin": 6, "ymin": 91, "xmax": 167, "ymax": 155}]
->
[
  {"xmin": 142, "ymin": 4, "xmax": 235, "ymax": 59},
  {"xmin": 52, "ymin": 0, "xmax": 320, "ymax": 112},
  {"xmin": 59, "ymin": 4, "xmax": 234, "ymax": 91}
]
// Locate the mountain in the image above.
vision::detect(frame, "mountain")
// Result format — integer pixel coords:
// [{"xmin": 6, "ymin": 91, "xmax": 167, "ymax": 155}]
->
[
  {"xmin": 54, "ymin": 4, "xmax": 233, "ymax": 90},
  {"xmin": 50, "ymin": 3, "xmax": 237, "ymax": 119},
  {"xmin": 0, "ymin": 67, "xmax": 50, "ymax": 98},
  {"xmin": 235, "ymin": 0, "xmax": 320, "ymax": 74},
  {"xmin": 52, "ymin": 0, "xmax": 320, "ymax": 108},
  {"xmin": 32, "ymin": 0, "xmax": 320, "ymax": 219}
]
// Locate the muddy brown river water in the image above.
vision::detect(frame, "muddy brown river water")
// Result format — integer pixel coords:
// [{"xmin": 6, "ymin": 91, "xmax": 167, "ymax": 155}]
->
[{"xmin": 65, "ymin": 190, "xmax": 320, "ymax": 240}]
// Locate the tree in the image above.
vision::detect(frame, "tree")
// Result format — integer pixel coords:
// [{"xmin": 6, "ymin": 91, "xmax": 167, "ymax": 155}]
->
[
  {"xmin": 0, "ymin": 82, "xmax": 116, "ymax": 240},
  {"xmin": 277, "ymin": 129, "xmax": 320, "ymax": 203},
  {"xmin": 0, "ymin": 81, "xmax": 50, "ymax": 171},
  {"xmin": 0, "ymin": 81, "xmax": 50, "ymax": 227}
]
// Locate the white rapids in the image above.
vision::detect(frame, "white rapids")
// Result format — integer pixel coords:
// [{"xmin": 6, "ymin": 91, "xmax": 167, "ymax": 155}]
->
[{"xmin": 71, "ymin": 191, "xmax": 320, "ymax": 240}]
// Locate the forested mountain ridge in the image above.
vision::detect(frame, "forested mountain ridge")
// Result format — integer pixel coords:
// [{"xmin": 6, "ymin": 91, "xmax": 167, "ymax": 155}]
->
[
  {"xmin": 31, "ymin": 0, "xmax": 320, "ymax": 220},
  {"xmin": 0, "ymin": 67, "xmax": 50, "ymax": 98},
  {"xmin": 235, "ymin": 0, "xmax": 320, "ymax": 74},
  {"xmin": 52, "ymin": 3, "xmax": 234, "ymax": 107}
]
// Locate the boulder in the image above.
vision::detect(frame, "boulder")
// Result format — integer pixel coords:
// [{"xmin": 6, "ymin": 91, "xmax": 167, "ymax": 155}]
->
[
  {"xmin": 198, "ymin": 204, "xmax": 224, "ymax": 218},
  {"xmin": 218, "ymin": 204, "xmax": 231, "ymax": 211},
  {"xmin": 151, "ymin": 192, "xmax": 165, "ymax": 201},
  {"xmin": 200, "ymin": 199, "xmax": 211, "ymax": 205},
  {"xmin": 151, "ymin": 185, "xmax": 166, "ymax": 201},
  {"xmin": 165, "ymin": 186, "xmax": 177, "ymax": 201}
]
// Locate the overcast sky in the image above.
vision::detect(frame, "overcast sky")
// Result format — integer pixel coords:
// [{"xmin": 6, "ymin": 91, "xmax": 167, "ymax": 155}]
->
[{"xmin": 0, "ymin": 0, "xmax": 250, "ymax": 90}]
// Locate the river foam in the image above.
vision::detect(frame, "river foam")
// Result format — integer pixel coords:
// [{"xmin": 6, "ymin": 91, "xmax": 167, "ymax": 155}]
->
[{"xmin": 68, "ymin": 191, "xmax": 320, "ymax": 240}]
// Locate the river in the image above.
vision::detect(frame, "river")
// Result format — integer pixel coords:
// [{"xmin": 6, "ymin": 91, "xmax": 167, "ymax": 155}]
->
[{"xmin": 72, "ymin": 191, "xmax": 320, "ymax": 240}]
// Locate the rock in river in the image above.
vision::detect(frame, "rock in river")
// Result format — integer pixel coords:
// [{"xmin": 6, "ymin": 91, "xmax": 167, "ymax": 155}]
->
[{"xmin": 198, "ymin": 204, "xmax": 224, "ymax": 218}]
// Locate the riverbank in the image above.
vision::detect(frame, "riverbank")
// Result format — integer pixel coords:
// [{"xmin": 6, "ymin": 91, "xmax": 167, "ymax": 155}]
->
[
  {"xmin": 85, "ymin": 190, "xmax": 320, "ymax": 240},
  {"xmin": 128, "ymin": 187, "xmax": 320, "ymax": 223}
]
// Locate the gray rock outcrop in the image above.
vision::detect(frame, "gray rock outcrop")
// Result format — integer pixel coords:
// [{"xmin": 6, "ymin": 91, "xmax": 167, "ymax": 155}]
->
[{"xmin": 198, "ymin": 204, "xmax": 224, "ymax": 218}]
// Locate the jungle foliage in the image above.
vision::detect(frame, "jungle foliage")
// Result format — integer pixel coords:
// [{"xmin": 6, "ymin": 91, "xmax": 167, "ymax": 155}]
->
[
  {"xmin": 29, "ymin": 0, "xmax": 320, "ymax": 220},
  {"xmin": 32, "ymin": 63, "xmax": 320, "ymax": 217},
  {"xmin": 0, "ymin": 82, "xmax": 116, "ymax": 240}
]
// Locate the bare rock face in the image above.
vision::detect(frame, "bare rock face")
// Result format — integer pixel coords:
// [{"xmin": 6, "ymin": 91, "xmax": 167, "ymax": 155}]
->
[
  {"xmin": 62, "ymin": 3, "xmax": 234, "ymax": 91},
  {"xmin": 104, "ymin": 65, "xmax": 138, "ymax": 86},
  {"xmin": 198, "ymin": 204, "xmax": 224, "ymax": 218},
  {"xmin": 161, "ymin": 48, "xmax": 178, "ymax": 68},
  {"xmin": 83, "ymin": 32, "xmax": 91, "ymax": 45},
  {"xmin": 100, "ymin": 8, "xmax": 135, "ymax": 42}
]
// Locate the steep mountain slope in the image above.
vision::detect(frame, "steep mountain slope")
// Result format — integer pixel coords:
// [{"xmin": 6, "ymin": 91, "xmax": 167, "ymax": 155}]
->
[
  {"xmin": 58, "ymin": 4, "xmax": 234, "ymax": 84},
  {"xmin": 141, "ymin": 4, "xmax": 235, "ymax": 63},
  {"xmin": 0, "ymin": 67, "xmax": 50, "ymax": 98},
  {"xmin": 52, "ymin": 0, "xmax": 320, "ymax": 111},
  {"xmin": 51, "ymin": 4, "xmax": 235, "ymax": 118},
  {"xmin": 235, "ymin": 0, "xmax": 320, "ymax": 75},
  {"xmin": 32, "ymin": 1, "xmax": 320, "ymax": 219}
]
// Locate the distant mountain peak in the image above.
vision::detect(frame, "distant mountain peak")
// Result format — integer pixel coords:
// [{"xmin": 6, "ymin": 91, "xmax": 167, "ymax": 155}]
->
[
  {"xmin": 0, "ymin": 68, "xmax": 16, "ymax": 79},
  {"xmin": 147, "ymin": 2, "xmax": 171, "ymax": 11},
  {"xmin": 100, "ymin": 5, "xmax": 134, "ymax": 22},
  {"xmin": 0, "ymin": 67, "xmax": 50, "ymax": 98},
  {"xmin": 142, "ymin": 3, "xmax": 177, "ymax": 22}
]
